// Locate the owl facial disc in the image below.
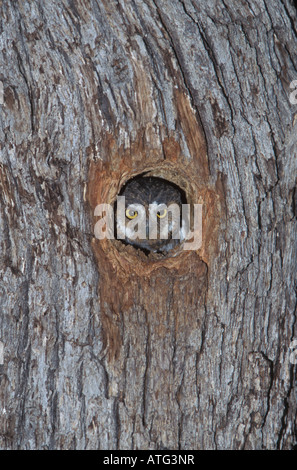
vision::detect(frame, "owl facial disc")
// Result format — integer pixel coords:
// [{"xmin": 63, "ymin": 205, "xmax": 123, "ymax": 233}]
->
[{"xmin": 115, "ymin": 176, "xmax": 187, "ymax": 254}]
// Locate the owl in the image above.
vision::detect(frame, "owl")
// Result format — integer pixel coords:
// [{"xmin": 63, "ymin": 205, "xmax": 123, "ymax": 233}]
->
[{"xmin": 116, "ymin": 176, "xmax": 186, "ymax": 253}]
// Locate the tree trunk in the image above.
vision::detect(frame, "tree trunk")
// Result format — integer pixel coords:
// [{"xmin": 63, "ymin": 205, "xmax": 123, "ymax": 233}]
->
[{"xmin": 0, "ymin": 0, "xmax": 296, "ymax": 450}]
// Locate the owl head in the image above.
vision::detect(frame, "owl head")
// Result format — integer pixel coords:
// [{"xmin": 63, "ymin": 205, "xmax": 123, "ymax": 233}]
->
[{"xmin": 115, "ymin": 176, "xmax": 186, "ymax": 253}]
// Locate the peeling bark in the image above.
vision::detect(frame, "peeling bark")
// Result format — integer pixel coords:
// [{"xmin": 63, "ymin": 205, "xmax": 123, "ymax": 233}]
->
[{"xmin": 0, "ymin": 0, "xmax": 296, "ymax": 450}]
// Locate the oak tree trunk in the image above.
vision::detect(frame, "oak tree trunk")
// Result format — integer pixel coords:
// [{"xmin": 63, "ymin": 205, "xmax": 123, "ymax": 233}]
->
[{"xmin": 0, "ymin": 0, "xmax": 296, "ymax": 450}]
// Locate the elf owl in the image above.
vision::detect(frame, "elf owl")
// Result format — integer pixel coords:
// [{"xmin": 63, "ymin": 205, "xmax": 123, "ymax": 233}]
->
[{"xmin": 116, "ymin": 176, "xmax": 186, "ymax": 253}]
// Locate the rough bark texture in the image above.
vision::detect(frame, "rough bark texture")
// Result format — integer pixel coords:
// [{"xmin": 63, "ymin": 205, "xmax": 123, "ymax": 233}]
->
[{"xmin": 0, "ymin": 0, "xmax": 296, "ymax": 450}]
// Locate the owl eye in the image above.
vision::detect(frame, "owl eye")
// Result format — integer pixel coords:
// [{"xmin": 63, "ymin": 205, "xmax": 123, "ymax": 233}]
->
[
  {"xmin": 157, "ymin": 208, "xmax": 167, "ymax": 219},
  {"xmin": 126, "ymin": 208, "xmax": 138, "ymax": 219}
]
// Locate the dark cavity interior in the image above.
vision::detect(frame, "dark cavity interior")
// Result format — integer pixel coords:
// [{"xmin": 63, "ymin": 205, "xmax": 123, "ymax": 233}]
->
[{"xmin": 114, "ymin": 174, "xmax": 187, "ymax": 256}]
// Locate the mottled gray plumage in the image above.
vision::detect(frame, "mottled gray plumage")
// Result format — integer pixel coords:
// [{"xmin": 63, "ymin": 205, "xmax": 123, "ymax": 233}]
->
[{"xmin": 117, "ymin": 176, "xmax": 184, "ymax": 253}]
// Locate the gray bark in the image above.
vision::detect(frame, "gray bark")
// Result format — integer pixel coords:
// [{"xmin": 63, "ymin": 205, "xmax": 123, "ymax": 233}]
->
[{"xmin": 0, "ymin": 0, "xmax": 296, "ymax": 450}]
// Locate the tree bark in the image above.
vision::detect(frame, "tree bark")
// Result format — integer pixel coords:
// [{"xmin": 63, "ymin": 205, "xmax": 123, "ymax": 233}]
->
[{"xmin": 0, "ymin": 0, "xmax": 296, "ymax": 450}]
